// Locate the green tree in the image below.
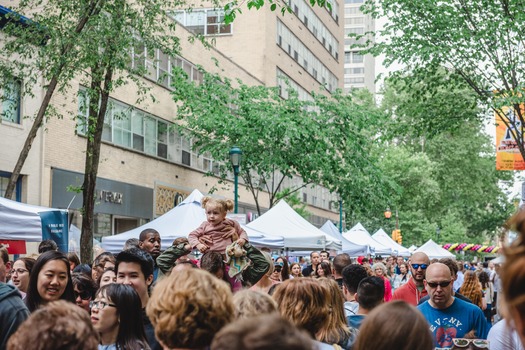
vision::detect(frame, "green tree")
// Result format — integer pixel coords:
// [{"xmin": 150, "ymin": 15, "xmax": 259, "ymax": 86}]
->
[
  {"xmin": 358, "ymin": 0, "xmax": 525, "ymax": 160},
  {"xmin": 171, "ymin": 68, "xmax": 391, "ymax": 215},
  {"xmin": 1, "ymin": 0, "xmax": 183, "ymax": 262},
  {"xmin": 353, "ymin": 68, "xmax": 514, "ymax": 247}
]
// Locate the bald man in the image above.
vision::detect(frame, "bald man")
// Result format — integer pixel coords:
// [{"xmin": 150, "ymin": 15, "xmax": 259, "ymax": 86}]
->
[
  {"xmin": 392, "ymin": 252, "xmax": 430, "ymax": 305},
  {"xmin": 418, "ymin": 263, "xmax": 489, "ymax": 349}
]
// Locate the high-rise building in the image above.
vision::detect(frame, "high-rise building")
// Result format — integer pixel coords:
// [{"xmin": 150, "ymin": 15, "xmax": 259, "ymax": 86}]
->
[{"xmin": 343, "ymin": 0, "xmax": 375, "ymax": 93}]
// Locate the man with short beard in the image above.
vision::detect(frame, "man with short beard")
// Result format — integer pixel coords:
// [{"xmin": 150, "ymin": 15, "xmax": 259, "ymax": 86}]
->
[{"xmin": 392, "ymin": 252, "xmax": 430, "ymax": 306}]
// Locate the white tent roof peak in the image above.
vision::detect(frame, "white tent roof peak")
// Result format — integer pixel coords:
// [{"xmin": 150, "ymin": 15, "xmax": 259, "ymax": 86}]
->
[
  {"xmin": 372, "ymin": 228, "xmax": 411, "ymax": 257},
  {"xmin": 247, "ymin": 200, "xmax": 342, "ymax": 250},
  {"xmin": 342, "ymin": 223, "xmax": 392, "ymax": 255},
  {"xmin": 320, "ymin": 220, "xmax": 369, "ymax": 256},
  {"xmin": 102, "ymin": 189, "xmax": 284, "ymax": 252},
  {"xmin": 413, "ymin": 239, "xmax": 455, "ymax": 259}
]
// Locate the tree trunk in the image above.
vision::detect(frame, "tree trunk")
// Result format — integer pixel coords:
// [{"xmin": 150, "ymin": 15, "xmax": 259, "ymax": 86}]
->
[
  {"xmin": 4, "ymin": 0, "xmax": 105, "ymax": 200},
  {"xmin": 80, "ymin": 63, "xmax": 113, "ymax": 263}
]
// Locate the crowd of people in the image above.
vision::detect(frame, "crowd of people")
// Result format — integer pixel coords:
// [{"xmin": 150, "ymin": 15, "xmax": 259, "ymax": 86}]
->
[{"xmin": 0, "ymin": 197, "xmax": 525, "ymax": 350}]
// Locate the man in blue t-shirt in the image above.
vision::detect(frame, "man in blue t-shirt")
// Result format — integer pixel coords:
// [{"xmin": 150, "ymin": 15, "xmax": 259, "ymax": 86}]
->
[{"xmin": 418, "ymin": 263, "xmax": 490, "ymax": 349}]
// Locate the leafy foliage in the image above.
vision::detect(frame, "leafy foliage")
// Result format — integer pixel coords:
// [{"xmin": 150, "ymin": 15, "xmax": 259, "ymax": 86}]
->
[
  {"xmin": 352, "ymin": 68, "xmax": 514, "ymax": 246},
  {"xmin": 171, "ymin": 68, "xmax": 392, "ymax": 215},
  {"xmin": 357, "ymin": 0, "xmax": 525, "ymax": 159}
]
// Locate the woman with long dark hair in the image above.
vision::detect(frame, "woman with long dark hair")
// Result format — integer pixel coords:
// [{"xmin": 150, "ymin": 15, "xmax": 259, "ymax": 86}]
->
[
  {"xmin": 25, "ymin": 250, "xmax": 75, "ymax": 312},
  {"xmin": 275, "ymin": 256, "xmax": 290, "ymax": 281},
  {"xmin": 91, "ymin": 283, "xmax": 149, "ymax": 350}
]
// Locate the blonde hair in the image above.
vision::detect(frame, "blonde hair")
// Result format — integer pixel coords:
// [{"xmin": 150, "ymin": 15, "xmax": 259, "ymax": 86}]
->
[
  {"xmin": 202, "ymin": 197, "xmax": 234, "ymax": 213},
  {"xmin": 316, "ymin": 278, "xmax": 352, "ymax": 345},
  {"xmin": 262, "ymin": 251, "xmax": 274, "ymax": 275},
  {"xmin": 232, "ymin": 290, "xmax": 277, "ymax": 319},
  {"xmin": 273, "ymin": 278, "xmax": 330, "ymax": 337},
  {"xmin": 146, "ymin": 268, "xmax": 234, "ymax": 349}
]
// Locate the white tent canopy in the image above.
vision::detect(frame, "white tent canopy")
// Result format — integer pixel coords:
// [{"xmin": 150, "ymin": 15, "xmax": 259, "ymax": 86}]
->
[
  {"xmin": 247, "ymin": 200, "xmax": 342, "ymax": 250},
  {"xmin": 342, "ymin": 223, "xmax": 392, "ymax": 255},
  {"xmin": 320, "ymin": 220, "xmax": 369, "ymax": 256},
  {"xmin": 413, "ymin": 239, "xmax": 455, "ymax": 259},
  {"xmin": 0, "ymin": 196, "xmax": 64, "ymax": 241},
  {"xmin": 372, "ymin": 228, "xmax": 411, "ymax": 257},
  {"xmin": 102, "ymin": 189, "xmax": 284, "ymax": 253}
]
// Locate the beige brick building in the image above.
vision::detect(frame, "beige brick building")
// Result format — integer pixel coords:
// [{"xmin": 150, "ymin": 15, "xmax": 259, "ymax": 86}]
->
[{"xmin": 0, "ymin": 1, "xmax": 342, "ymax": 241}]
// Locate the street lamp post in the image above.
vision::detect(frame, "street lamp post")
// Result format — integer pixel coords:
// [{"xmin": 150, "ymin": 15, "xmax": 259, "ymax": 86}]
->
[
  {"xmin": 339, "ymin": 195, "xmax": 343, "ymax": 233},
  {"xmin": 229, "ymin": 146, "xmax": 242, "ymax": 214}
]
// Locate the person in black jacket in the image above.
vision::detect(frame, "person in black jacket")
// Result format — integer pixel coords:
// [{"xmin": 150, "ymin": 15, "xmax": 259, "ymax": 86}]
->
[
  {"xmin": 0, "ymin": 282, "xmax": 29, "ymax": 350},
  {"xmin": 301, "ymin": 251, "xmax": 320, "ymax": 277}
]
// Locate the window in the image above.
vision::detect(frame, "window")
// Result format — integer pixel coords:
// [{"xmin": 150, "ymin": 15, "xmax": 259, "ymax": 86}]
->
[
  {"xmin": 276, "ymin": 20, "xmax": 339, "ymax": 92},
  {"xmin": 345, "ymin": 0, "xmax": 363, "ymax": 3},
  {"xmin": 0, "ymin": 171, "xmax": 21, "ymax": 201},
  {"xmin": 129, "ymin": 42, "xmax": 203, "ymax": 90},
  {"xmin": 287, "ymin": 0, "xmax": 339, "ymax": 59},
  {"xmin": 346, "ymin": 27, "xmax": 364, "ymax": 35},
  {"xmin": 172, "ymin": 9, "xmax": 232, "ymax": 35},
  {"xmin": 352, "ymin": 52, "xmax": 364, "ymax": 63},
  {"xmin": 1, "ymin": 79, "xmax": 21, "ymax": 123},
  {"xmin": 76, "ymin": 89, "xmax": 225, "ymax": 173}
]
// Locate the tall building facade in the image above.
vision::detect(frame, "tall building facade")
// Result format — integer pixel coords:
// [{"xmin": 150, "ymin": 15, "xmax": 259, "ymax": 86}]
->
[
  {"xmin": 0, "ymin": 2, "xmax": 342, "ymax": 242},
  {"xmin": 173, "ymin": 1, "xmax": 344, "ymax": 226},
  {"xmin": 343, "ymin": 0, "xmax": 375, "ymax": 93}
]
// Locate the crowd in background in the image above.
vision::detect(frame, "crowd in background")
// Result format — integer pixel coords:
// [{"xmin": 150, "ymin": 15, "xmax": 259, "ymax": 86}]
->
[{"xmin": 1, "ymin": 218, "xmax": 525, "ymax": 350}]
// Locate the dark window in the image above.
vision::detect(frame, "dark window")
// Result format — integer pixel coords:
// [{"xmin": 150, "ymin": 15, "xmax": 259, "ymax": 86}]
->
[{"xmin": 182, "ymin": 150, "xmax": 191, "ymax": 166}]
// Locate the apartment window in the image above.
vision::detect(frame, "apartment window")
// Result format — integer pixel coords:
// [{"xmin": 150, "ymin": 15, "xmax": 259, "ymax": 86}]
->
[
  {"xmin": 345, "ymin": 67, "xmax": 365, "ymax": 74},
  {"xmin": 352, "ymin": 52, "xmax": 364, "ymax": 63},
  {"xmin": 77, "ymin": 90, "xmax": 228, "ymax": 173},
  {"xmin": 276, "ymin": 20, "xmax": 339, "ymax": 92},
  {"xmin": 346, "ymin": 27, "xmax": 364, "ymax": 35},
  {"xmin": 0, "ymin": 171, "xmax": 21, "ymax": 201},
  {"xmin": 173, "ymin": 9, "xmax": 232, "ymax": 36},
  {"xmin": 344, "ymin": 77, "xmax": 365, "ymax": 84},
  {"xmin": 345, "ymin": 0, "xmax": 363, "ymax": 3},
  {"xmin": 344, "ymin": 52, "xmax": 351, "ymax": 63},
  {"xmin": 1, "ymin": 79, "xmax": 21, "ymax": 124},
  {"xmin": 288, "ymin": 0, "xmax": 339, "ymax": 60},
  {"xmin": 345, "ymin": 17, "xmax": 364, "ymax": 25},
  {"xmin": 129, "ymin": 42, "xmax": 203, "ymax": 90}
]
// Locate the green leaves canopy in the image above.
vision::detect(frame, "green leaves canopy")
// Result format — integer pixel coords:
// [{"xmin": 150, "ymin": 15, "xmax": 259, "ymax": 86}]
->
[{"xmin": 171, "ymin": 68, "xmax": 390, "ymax": 214}]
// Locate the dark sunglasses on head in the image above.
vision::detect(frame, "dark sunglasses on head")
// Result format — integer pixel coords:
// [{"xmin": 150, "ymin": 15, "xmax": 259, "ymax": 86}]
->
[
  {"xmin": 426, "ymin": 280, "xmax": 452, "ymax": 288},
  {"xmin": 452, "ymin": 338, "xmax": 489, "ymax": 348},
  {"xmin": 411, "ymin": 263, "xmax": 428, "ymax": 270},
  {"xmin": 74, "ymin": 290, "xmax": 92, "ymax": 300}
]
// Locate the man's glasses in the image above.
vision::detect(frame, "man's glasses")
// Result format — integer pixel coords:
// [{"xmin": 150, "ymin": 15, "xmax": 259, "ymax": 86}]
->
[
  {"xmin": 11, "ymin": 268, "xmax": 28, "ymax": 275},
  {"xmin": 75, "ymin": 290, "xmax": 93, "ymax": 300},
  {"xmin": 411, "ymin": 264, "xmax": 428, "ymax": 270},
  {"xmin": 89, "ymin": 300, "xmax": 117, "ymax": 309},
  {"xmin": 452, "ymin": 338, "xmax": 490, "ymax": 348},
  {"xmin": 274, "ymin": 266, "xmax": 282, "ymax": 272},
  {"xmin": 426, "ymin": 280, "xmax": 452, "ymax": 288}
]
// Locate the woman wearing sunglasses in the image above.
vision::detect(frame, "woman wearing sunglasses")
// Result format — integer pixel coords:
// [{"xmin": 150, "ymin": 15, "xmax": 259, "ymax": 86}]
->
[
  {"xmin": 90, "ymin": 283, "xmax": 149, "ymax": 350},
  {"xmin": 72, "ymin": 272, "xmax": 98, "ymax": 313}
]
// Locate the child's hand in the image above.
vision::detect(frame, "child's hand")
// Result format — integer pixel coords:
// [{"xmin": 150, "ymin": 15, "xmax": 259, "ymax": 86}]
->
[
  {"xmin": 199, "ymin": 235, "xmax": 213, "ymax": 246},
  {"xmin": 220, "ymin": 226, "xmax": 237, "ymax": 241},
  {"xmin": 197, "ymin": 243, "xmax": 209, "ymax": 253},
  {"xmin": 236, "ymin": 238, "xmax": 246, "ymax": 247}
]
